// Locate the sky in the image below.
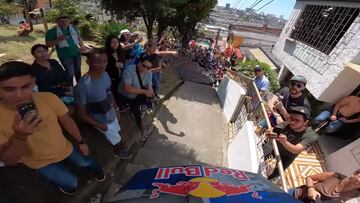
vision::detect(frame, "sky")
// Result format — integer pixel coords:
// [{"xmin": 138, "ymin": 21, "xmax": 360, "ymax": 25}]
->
[{"xmin": 217, "ymin": 0, "xmax": 296, "ymax": 19}]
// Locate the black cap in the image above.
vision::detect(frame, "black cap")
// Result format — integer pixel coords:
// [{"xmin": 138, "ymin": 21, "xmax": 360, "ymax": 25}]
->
[{"xmin": 289, "ymin": 106, "xmax": 310, "ymax": 119}]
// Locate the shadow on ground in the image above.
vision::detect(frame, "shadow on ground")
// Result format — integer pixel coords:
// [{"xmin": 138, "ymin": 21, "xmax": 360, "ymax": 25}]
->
[{"xmin": 0, "ymin": 55, "xmax": 225, "ymax": 203}]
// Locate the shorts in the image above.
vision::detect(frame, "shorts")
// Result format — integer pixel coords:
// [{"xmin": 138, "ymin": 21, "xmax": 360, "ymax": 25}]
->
[{"xmin": 97, "ymin": 117, "xmax": 121, "ymax": 145}]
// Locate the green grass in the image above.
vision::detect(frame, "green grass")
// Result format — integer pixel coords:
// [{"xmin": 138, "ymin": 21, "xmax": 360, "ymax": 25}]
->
[{"xmin": 0, "ymin": 24, "xmax": 88, "ymax": 73}]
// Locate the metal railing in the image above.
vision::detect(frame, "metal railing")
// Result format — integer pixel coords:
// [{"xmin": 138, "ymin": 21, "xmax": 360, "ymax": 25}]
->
[{"xmin": 227, "ymin": 71, "xmax": 288, "ymax": 192}]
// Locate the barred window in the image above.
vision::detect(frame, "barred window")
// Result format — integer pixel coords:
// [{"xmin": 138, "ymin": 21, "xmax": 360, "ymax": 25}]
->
[{"xmin": 290, "ymin": 5, "xmax": 359, "ymax": 55}]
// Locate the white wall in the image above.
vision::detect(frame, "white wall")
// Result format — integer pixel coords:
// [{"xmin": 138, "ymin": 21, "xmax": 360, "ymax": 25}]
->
[
  {"xmin": 216, "ymin": 76, "xmax": 246, "ymax": 122},
  {"xmin": 326, "ymin": 138, "xmax": 360, "ymax": 176},
  {"xmin": 272, "ymin": 1, "xmax": 360, "ymax": 103},
  {"xmin": 228, "ymin": 121, "xmax": 260, "ymax": 173}
]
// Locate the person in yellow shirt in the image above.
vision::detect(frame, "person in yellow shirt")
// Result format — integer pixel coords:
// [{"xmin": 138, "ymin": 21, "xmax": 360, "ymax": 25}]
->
[{"xmin": 0, "ymin": 61, "xmax": 104, "ymax": 195}]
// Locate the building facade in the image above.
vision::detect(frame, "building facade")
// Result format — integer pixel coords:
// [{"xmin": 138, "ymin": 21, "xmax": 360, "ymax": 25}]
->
[{"xmin": 273, "ymin": 0, "xmax": 360, "ymax": 103}]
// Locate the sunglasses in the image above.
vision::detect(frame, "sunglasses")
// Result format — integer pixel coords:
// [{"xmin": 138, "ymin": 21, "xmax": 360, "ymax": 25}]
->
[
  {"xmin": 290, "ymin": 82, "xmax": 304, "ymax": 88},
  {"xmin": 254, "ymin": 69, "xmax": 262, "ymax": 72},
  {"xmin": 141, "ymin": 63, "xmax": 151, "ymax": 69}
]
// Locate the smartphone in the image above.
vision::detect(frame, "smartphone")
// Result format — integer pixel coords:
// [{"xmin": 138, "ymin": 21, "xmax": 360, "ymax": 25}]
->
[
  {"xmin": 17, "ymin": 101, "xmax": 38, "ymax": 119},
  {"xmin": 273, "ymin": 126, "xmax": 283, "ymax": 136}
]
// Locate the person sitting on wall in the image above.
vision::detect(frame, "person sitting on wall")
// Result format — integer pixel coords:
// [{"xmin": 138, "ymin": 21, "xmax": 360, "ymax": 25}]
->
[
  {"xmin": 263, "ymin": 106, "xmax": 319, "ymax": 180},
  {"xmin": 30, "ymin": 44, "xmax": 72, "ymax": 100},
  {"xmin": 273, "ymin": 75, "xmax": 311, "ymax": 120},
  {"xmin": 0, "ymin": 61, "xmax": 104, "ymax": 195},
  {"xmin": 74, "ymin": 48, "xmax": 130, "ymax": 159},
  {"xmin": 312, "ymin": 95, "xmax": 360, "ymax": 134},
  {"xmin": 289, "ymin": 169, "xmax": 360, "ymax": 202},
  {"xmin": 17, "ymin": 21, "xmax": 31, "ymax": 36}
]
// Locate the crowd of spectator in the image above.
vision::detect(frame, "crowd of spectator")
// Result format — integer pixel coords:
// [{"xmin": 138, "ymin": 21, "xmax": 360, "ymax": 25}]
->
[
  {"xmin": 1, "ymin": 15, "xmax": 359, "ymax": 201},
  {"xmin": 0, "ymin": 15, "xmax": 177, "ymax": 195}
]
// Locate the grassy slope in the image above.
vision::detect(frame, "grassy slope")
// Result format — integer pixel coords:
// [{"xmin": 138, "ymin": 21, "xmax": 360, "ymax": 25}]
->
[{"xmin": 0, "ymin": 24, "xmax": 89, "ymax": 73}]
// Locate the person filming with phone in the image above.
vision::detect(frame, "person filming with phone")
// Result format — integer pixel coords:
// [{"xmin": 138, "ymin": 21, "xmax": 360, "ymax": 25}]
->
[
  {"xmin": 0, "ymin": 61, "xmax": 104, "ymax": 195},
  {"xmin": 263, "ymin": 106, "xmax": 319, "ymax": 180}
]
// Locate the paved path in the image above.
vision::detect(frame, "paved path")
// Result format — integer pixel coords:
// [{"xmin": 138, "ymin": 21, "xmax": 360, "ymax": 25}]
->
[{"xmin": 103, "ymin": 58, "xmax": 228, "ymax": 202}]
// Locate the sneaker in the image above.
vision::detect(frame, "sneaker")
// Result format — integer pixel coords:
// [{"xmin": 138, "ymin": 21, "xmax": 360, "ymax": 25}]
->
[
  {"xmin": 95, "ymin": 171, "xmax": 106, "ymax": 182},
  {"xmin": 114, "ymin": 150, "xmax": 132, "ymax": 160},
  {"xmin": 58, "ymin": 186, "xmax": 76, "ymax": 195}
]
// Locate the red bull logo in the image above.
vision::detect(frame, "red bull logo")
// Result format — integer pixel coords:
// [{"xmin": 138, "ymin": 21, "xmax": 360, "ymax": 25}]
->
[
  {"xmin": 151, "ymin": 176, "xmax": 262, "ymax": 199},
  {"xmin": 150, "ymin": 181, "xmax": 200, "ymax": 199}
]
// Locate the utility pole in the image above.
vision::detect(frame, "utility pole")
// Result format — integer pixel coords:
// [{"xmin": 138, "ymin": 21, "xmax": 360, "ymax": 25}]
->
[{"xmin": 214, "ymin": 28, "xmax": 221, "ymax": 49}]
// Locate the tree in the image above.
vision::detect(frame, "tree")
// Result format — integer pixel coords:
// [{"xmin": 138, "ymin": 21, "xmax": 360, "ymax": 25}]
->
[
  {"xmin": 3, "ymin": 0, "xmax": 36, "ymax": 31},
  {"xmin": 101, "ymin": 0, "xmax": 167, "ymax": 39},
  {"xmin": 100, "ymin": 0, "xmax": 216, "ymax": 42},
  {"xmin": 171, "ymin": 0, "xmax": 217, "ymax": 47}
]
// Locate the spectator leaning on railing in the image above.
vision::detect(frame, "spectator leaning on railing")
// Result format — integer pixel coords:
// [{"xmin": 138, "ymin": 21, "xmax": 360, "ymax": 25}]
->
[
  {"xmin": 0, "ymin": 61, "xmax": 104, "ymax": 195},
  {"xmin": 263, "ymin": 106, "xmax": 319, "ymax": 180},
  {"xmin": 253, "ymin": 65, "xmax": 270, "ymax": 98},
  {"xmin": 273, "ymin": 75, "xmax": 311, "ymax": 120}
]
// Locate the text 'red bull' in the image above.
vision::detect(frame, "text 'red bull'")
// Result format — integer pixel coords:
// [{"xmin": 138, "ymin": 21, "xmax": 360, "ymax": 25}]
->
[{"xmin": 155, "ymin": 166, "xmax": 249, "ymax": 181}]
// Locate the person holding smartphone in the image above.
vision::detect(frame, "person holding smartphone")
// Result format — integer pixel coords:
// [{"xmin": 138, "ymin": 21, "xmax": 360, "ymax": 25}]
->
[
  {"xmin": 263, "ymin": 106, "xmax": 318, "ymax": 179},
  {"xmin": 0, "ymin": 61, "xmax": 104, "ymax": 195}
]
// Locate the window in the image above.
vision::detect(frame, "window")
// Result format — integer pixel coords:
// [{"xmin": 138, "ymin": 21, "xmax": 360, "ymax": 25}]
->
[{"xmin": 290, "ymin": 5, "xmax": 359, "ymax": 55}]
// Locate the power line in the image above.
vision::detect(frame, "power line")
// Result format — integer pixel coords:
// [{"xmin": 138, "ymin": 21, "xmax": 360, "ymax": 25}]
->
[
  {"xmin": 249, "ymin": 0, "xmax": 262, "ymax": 9},
  {"xmin": 234, "ymin": 0, "xmax": 242, "ymax": 8},
  {"xmin": 230, "ymin": 0, "xmax": 274, "ymax": 25},
  {"xmin": 254, "ymin": 0, "xmax": 274, "ymax": 13},
  {"xmin": 239, "ymin": 0, "xmax": 249, "ymax": 9}
]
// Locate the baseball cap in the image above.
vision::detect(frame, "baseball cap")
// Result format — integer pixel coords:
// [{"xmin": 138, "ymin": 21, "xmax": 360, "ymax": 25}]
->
[
  {"xmin": 120, "ymin": 29, "xmax": 131, "ymax": 35},
  {"xmin": 289, "ymin": 106, "xmax": 310, "ymax": 120},
  {"xmin": 290, "ymin": 75, "xmax": 307, "ymax": 85},
  {"xmin": 254, "ymin": 65, "xmax": 263, "ymax": 71}
]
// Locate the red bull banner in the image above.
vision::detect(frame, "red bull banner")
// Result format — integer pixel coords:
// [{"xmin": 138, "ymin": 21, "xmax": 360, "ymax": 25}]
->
[{"xmin": 103, "ymin": 165, "xmax": 301, "ymax": 203}]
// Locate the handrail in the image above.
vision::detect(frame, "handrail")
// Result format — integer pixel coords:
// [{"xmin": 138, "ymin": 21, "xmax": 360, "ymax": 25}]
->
[
  {"xmin": 250, "ymin": 81, "xmax": 288, "ymax": 192},
  {"xmin": 227, "ymin": 71, "xmax": 288, "ymax": 191}
]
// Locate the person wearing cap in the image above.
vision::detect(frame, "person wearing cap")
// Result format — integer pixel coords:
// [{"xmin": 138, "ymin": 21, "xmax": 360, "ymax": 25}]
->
[
  {"xmin": 274, "ymin": 75, "xmax": 311, "ymax": 120},
  {"xmin": 263, "ymin": 106, "xmax": 319, "ymax": 179},
  {"xmin": 254, "ymin": 65, "xmax": 270, "ymax": 97},
  {"xmin": 119, "ymin": 29, "xmax": 143, "ymax": 58},
  {"xmin": 45, "ymin": 16, "xmax": 85, "ymax": 83},
  {"xmin": 129, "ymin": 33, "xmax": 144, "ymax": 58},
  {"xmin": 312, "ymin": 95, "xmax": 360, "ymax": 134}
]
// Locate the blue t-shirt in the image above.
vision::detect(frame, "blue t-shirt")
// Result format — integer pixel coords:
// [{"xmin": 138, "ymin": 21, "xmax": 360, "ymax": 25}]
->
[
  {"xmin": 118, "ymin": 64, "xmax": 152, "ymax": 99},
  {"xmin": 255, "ymin": 76, "xmax": 270, "ymax": 92},
  {"xmin": 74, "ymin": 72, "xmax": 116, "ymax": 124}
]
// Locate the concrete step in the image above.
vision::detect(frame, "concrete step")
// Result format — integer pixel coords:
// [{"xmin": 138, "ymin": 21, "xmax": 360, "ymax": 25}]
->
[
  {"xmin": 115, "ymin": 163, "xmax": 147, "ymax": 186},
  {"xmin": 132, "ymin": 147, "xmax": 201, "ymax": 168},
  {"xmin": 143, "ymin": 134, "xmax": 197, "ymax": 160}
]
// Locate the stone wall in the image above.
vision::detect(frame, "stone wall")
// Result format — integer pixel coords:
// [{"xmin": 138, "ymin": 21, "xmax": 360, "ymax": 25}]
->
[{"xmin": 272, "ymin": 0, "xmax": 360, "ymax": 103}]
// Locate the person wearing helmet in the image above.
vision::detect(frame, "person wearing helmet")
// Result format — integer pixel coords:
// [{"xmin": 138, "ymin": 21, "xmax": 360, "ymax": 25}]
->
[{"xmin": 274, "ymin": 75, "xmax": 310, "ymax": 120}]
